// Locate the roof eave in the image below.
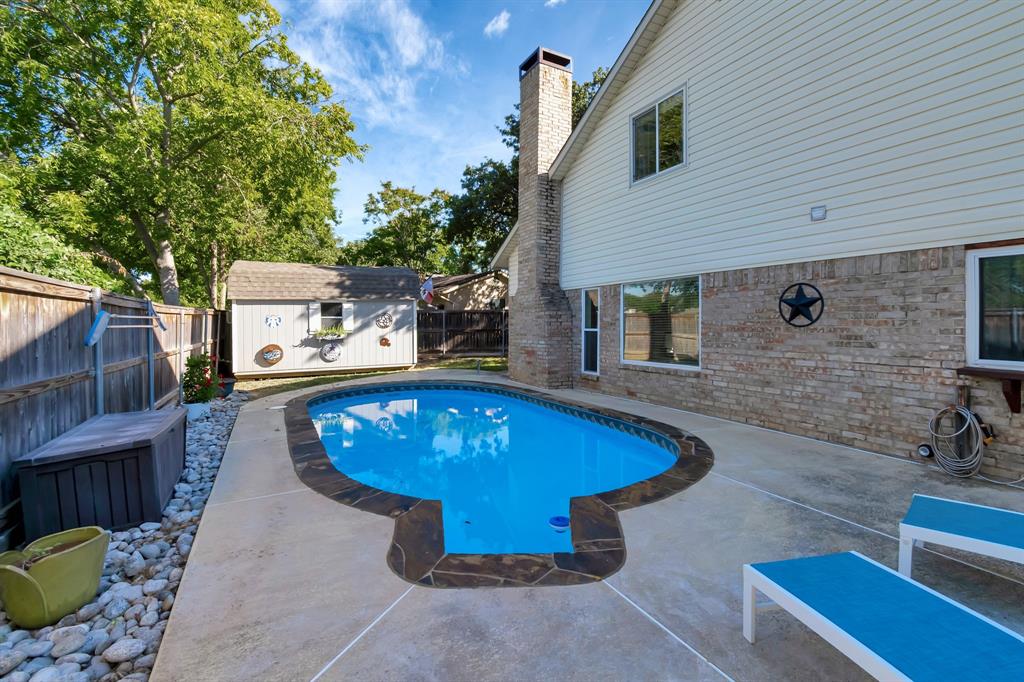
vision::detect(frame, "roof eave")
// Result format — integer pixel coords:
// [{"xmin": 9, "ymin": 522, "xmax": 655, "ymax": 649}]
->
[
  {"xmin": 489, "ymin": 221, "xmax": 519, "ymax": 270},
  {"xmin": 549, "ymin": 0, "xmax": 675, "ymax": 182}
]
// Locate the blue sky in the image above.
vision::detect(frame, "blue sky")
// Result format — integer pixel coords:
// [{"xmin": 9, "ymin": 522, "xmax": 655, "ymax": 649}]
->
[{"xmin": 274, "ymin": 0, "xmax": 649, "ymax": 242}]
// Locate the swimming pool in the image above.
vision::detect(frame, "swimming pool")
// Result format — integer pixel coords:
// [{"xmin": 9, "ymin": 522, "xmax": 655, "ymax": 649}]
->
[
  {"xmin": 310, "ymin": 386, "xmax": 677, "ymax": 554},
  {"xmin": 286, "ymin": 382, "xmax": 712, "ymax": 587}
]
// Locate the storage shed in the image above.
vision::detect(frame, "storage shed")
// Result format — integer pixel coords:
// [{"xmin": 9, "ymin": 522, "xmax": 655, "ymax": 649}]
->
[{"xmin": 227, "ymin": 261, "xmax": 419, "ymax": 377}]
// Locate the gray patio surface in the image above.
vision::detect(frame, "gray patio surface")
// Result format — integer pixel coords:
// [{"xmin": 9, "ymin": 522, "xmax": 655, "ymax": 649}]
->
[{"xmin": 150, "ymin": 369, "xmax": 1024, "ymax": 681}]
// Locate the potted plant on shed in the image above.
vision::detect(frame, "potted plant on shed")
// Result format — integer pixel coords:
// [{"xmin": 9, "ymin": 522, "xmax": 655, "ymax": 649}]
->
[
  {"xmin": 0, "ymin": 526, "xmax": 107, "ymax": 628},
  {"xmin": 313, "ymin": 324, "xmax": 348, "ymax": 341},
  {"xmin": 183, "ymin": 353, "xmax": 220, "ymax": 421}
]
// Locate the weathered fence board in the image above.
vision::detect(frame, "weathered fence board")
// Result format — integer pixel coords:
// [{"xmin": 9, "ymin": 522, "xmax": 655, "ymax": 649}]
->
[
  {"xmin": 417, "ymin": 310, "xmax": 507, "ymax": 356},
  {"xmin": 0, "ymin": 266, "xmax": 219, "ymax": 517}
]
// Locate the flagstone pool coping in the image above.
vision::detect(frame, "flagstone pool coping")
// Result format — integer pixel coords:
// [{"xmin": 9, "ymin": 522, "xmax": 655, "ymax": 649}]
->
[{"xmin": 283, "ymin": 380, "xmax": 714, "ymax": 587}]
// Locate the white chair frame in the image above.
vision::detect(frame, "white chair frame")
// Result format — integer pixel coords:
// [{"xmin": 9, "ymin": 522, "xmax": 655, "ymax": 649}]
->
[
  {"xmin": 742, "ymin": 551, "xmax": 1024, "ymax": 681},
  {"xmin": 898, "ymin": 495, "xmax": 1024, "ymax": 577}
]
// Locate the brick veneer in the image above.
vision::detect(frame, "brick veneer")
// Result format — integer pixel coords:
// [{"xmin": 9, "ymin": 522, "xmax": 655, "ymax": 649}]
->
[
  {"xmin": 508, "ymin": 53, "xmax": 574, "ymax": 388},
  {"xmin": 567, "ymin": 246, "xmax": 1023, "ymax": 479}
]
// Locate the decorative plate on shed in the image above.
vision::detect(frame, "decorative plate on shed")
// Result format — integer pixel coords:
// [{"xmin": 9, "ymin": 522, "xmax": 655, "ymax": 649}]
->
[
  {"xmin": 259, "ymin": 344, "xmax": 284, "ymax": 365},
  {"xmin": 264, "ymin": 314, "xmax": 282, "ymax": 329},
  {"xmin": 320, "ymin": 341, "xmax": 342, "ymax": 362},
  {"xmin": 375, "ymin": 313, "xmax": 394, "ymax": 329}
]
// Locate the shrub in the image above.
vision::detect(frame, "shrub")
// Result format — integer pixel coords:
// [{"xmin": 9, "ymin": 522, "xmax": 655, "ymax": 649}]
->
[{"xmin": 183, "ymin": 354, "xmax": 220, "ymax": 404}]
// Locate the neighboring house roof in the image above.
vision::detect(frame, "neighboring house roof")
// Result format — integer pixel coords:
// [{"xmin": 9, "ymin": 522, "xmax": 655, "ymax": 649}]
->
[
  {"xmin": 489, "ymin": 0, "xmax": 676, "ymax": 270},
  {"xmin": 549, "ymin": 0, "xmax": 676, "ymax": 181},
  {"xmin": 227, "ymin": 261, "xmax": 420, "ymax": 301},
  {"xmin": 431, "ymin": 271, "xmax": 504, "ymax": 291},
  {"xmin": 489, "ymin": 221, "xmax": 518, "ymax": 270}
]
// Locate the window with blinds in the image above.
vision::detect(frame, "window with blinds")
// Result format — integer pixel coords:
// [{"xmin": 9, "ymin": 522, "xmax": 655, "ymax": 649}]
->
[
  {"xmin": 582, "ymin": 289, "xmax": 599, "ymax": 374},
  {"xmin": 621, "ymin": 277, "xmax": 700, "ymax": 368}
]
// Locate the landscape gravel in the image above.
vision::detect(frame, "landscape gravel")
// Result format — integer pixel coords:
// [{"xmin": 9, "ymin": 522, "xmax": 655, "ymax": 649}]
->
[{"xmin": 0, "ymin": 392, "xmax": 246, "ymax": 682}]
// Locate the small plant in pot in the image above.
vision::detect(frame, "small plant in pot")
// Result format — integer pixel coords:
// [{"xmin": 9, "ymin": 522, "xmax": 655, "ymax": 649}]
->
[
  {"xmin": 313, "ymin": 324, "xmax": 348, "ymax": 341},
  {"xmin": 183, "ymin": 353, "xmax": 221, "ymax": 421}
]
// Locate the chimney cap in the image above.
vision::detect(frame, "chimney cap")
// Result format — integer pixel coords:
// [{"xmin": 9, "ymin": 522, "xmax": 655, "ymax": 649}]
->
[{"xmin": 519, "ymin": 47, "xmax": 572, "ymax": 79}]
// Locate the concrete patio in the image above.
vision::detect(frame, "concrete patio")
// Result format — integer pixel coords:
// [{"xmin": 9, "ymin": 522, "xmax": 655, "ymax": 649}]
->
[{"xmin": 150, "ymin": 370, "xmax": 1024, "ymax": 682}]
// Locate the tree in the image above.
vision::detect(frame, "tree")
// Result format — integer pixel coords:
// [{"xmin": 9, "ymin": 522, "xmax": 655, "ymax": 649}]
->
[
  {"xmin": 444, "ymin": 159, "xmax": 517, "ymax": 272},
  {"xmin": 443, "ymin": 66, "xmax": 608, "ymax": 271},
  {"xmin": 0, "ymin": 159, "xmax": 135, "ymax": 293},
  {"xmin": 1, "ymin": 0, "xmax": 362, "ymax": 305},
  {"xmin": 339, "ymin": 182, "xmax": 451, "ymax": 274}
]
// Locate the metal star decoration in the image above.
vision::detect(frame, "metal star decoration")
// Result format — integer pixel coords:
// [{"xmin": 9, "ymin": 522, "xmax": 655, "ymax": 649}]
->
[{"xmin": 779, "ymin": 283, "xmax": 824, "ymax": 327}]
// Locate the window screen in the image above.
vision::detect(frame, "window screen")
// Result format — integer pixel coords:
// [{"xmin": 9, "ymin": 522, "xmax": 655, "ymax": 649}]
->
[
  {"xmin": 622, "ymin": 277, "xmax": 699, "ymax": 367},
  {"xmin": 632, "ymin": 108, "xmax": 657, "ymax": 181}
]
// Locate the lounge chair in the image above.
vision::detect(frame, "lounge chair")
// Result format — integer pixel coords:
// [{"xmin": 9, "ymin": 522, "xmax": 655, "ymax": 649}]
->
[
  {"xmin": 743, "ymin": 551, "xmax": 1024, "ymax": 681},
  {"xmin": 899, "ymin": 493, "xmax": 1024, "ymax": 577}
]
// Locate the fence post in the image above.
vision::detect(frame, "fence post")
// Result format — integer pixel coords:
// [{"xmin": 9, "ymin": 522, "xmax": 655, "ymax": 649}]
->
[
  {"xmin": 90, "ymin": 288, "xmax": 104, "ymax": 417},
  {"xmin": 177, "ymin": 310, "xmax": 185, "ymax": 405},
  {"xmin": 147, "ymin": 318, "xmax": 155, "ymax": 410},
  {"xmin": 441, "ymin": 310, "xmax": 447, "ymax": 356}
]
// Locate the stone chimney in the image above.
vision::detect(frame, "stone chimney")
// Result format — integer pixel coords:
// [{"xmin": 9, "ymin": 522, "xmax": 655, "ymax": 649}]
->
[{"xmin": 508, "ymin": 48, "xmax": 573, "ymax": 388}]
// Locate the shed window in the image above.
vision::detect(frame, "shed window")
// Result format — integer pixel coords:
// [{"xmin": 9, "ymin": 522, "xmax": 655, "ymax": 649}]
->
[
  {"xmin": 621, "ymin": 277, "xmax": 700, "ymax": 369},
  {"xmin": 321, "ymin": 302, "xmax": 345, "ymax": 329},
  {"xmin": 632, "ymin": 87, "xmax": 685, "ymax": 182},
  {"xmin": 967, "ymin": 246, "xmax": 1024, "ymax": 369}
]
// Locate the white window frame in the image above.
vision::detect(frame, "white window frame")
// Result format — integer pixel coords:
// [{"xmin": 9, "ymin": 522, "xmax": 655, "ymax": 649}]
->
[
  {"xmin": 581, "ymin": 288, "xmax": 600, "ymax": 376},
  {"xmin": 319, "ymin": 301, "xmax": 346, "ymax": 331},
  {"xmin": 629, "ymin": 83, "xmax": 688, "ymax": 186},
  {"xmin": 619, "ymin": 275, "xmax": 702, "ymax": 372},
  {"xmin": 966, "ymin": 244, "xmax": 1024, "ymax": 370}
]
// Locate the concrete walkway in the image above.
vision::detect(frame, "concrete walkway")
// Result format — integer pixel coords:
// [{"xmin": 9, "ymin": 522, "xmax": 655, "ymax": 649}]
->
[{"xmin": 151, "ymin": 370, "xmax": 1024, "ymax": 681}]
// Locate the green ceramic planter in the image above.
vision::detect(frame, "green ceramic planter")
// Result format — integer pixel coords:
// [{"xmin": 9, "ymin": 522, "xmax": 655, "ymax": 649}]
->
[{"xmin": 0, "ymin": 526, "xmax": 107, "ymax": 629}]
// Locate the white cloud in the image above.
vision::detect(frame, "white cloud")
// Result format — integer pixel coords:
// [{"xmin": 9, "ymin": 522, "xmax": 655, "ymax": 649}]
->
[
  {"xmin": 287, "ymin": 0, "xmax": 458, "ymax": 131},
  {"xmin": 483, "ymin": 10, "xmax": 511, "ymax": 38},
  {"xmin": 545, "ymin": 0, "xmax": 567, "ymax": 6}
]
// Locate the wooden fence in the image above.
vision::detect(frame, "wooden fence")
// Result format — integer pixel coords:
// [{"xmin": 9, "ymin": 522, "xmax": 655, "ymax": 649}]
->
[
  {"xmin": 623, "ymin": 310, "xmax": 699, "ymax": 364},
  {"xmin": 417, "ymin": 310, "xmax": 507, "ymax": 356},
  {"xmin": 0, "ymin": 266, "xmax": 219, "ymax": 523}
]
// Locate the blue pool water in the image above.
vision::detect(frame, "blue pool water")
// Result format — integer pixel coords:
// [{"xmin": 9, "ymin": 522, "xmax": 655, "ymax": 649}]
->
[{"xmin": 310, "ymin": 387, "xmax": 676, "ymax": 554}]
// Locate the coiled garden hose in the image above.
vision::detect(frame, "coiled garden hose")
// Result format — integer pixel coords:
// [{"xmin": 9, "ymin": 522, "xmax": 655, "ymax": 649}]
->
[
  {"xmin": 926, "ymin": 405, "xmax": 986, "ymax": 478},
  {"xmin": 926, "ymin": 406, "xmax": 1024, "ymax": 484}
]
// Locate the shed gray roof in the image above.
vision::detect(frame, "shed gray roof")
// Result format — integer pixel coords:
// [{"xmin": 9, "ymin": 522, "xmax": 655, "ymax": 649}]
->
[{"xmin": 227, "ymin": 261, "xmax": 420, "ymax": 301}]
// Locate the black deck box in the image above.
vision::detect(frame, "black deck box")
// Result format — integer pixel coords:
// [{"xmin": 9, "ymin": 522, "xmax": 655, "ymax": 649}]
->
[{"xmin": 15, "ymin": 408, "xmax": 186, "ymax": 540}]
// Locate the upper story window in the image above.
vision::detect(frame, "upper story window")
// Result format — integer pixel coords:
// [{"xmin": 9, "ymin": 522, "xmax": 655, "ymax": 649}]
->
[
  {"xmin": 967, "ymin": 245, "xmax": 1024, "ymax": 369},
  {"xmin": 632, "ymin": 87, "xmax": 685, "ymax": 183}
]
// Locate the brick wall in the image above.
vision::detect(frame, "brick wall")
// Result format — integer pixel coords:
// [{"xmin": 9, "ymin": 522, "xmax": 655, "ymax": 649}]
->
[
  {"xmin": 567, "ymin": 246, "xmax": 1023, "ymax": 479},
  {"xmin": 508, "ymin": 53, "xmax": 574, "ymax": 388}
]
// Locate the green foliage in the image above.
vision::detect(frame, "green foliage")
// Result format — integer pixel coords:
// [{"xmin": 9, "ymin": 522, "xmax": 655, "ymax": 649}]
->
[
  {"xmin": 444, "ymin": 158, "xmax": 517, "ymax": 272},
  {"xmin": 338, "ymin": 182, "xmax": 452, "ymax": 274},
  {"xmin": 1, "ymin": 0, "xmax": 362, "ymax": 305},
  {"xmin": 313, "ymin": 324, "xmax": 348, "ymax": 339},
  {"xmin": 182, "ymin": 353, "xmax": 218, "ymax": 404},
  {"xmin": 0, "ymin": 159, "xmax": 133, "ymax": 292},
  {"xmin": 439, "ymin": 67, "xmax": 608, "ymax": 272}
]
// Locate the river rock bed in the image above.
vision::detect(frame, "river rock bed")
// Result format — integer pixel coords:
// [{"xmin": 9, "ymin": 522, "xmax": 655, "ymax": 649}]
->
[{"xmin": 0, "ymin": 392, "xmax": 247, "ymax": 682}]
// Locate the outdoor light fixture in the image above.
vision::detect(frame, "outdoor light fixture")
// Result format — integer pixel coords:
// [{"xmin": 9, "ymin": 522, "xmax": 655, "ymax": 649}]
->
[{"xmin": 810, "ymin": 205, "xmax": 827, "ymax": 221}]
